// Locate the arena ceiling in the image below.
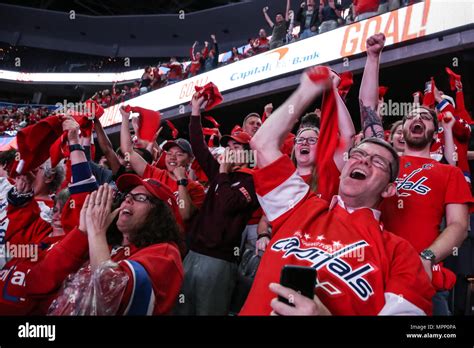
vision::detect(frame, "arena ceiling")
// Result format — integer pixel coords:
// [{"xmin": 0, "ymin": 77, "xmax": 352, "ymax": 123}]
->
[
  {"xmin": 0, "ymin": 0, "xmax": 280, "ymax": 57},
  {"xmin": 0, "ymin": 0, "xmax": 244, "ymax": 15}
]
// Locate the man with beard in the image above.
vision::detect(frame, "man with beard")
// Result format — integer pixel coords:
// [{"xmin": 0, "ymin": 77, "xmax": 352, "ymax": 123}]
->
[{"xmin": 359, "ymin": 33, "xmax": 472, "ymax": 315}]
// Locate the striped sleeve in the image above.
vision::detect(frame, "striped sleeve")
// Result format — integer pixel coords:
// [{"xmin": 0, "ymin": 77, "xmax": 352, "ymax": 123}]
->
[
  {"xmin": 69, "ymin": 162, "xmax": 98, "ymax": 194},
  {"xmin": 253, "ymin": 155, "xmax": 309, "ymax": 224}
]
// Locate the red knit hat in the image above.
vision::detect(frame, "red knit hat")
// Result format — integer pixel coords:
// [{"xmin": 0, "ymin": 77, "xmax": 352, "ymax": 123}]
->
[
  {"xmin": 16, "ymin": 115, "xmax": 63, "ymax": 174},
  {"xmin": 195, "ymin": 82, "xmax": 223, "ymax": 110},
  {"xmin": 124, "ymin": 106, "xmax": 161, "ymax": 142}
]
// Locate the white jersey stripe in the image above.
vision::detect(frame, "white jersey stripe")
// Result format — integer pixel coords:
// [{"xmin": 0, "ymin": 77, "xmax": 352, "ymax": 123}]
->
[
  {"xmin": 378, "ymin": 292, "xmax": 426, "ymax": 316},
  {"xmin": 257, "ymin": 170, "xmax": 309, "ymax": 222}
]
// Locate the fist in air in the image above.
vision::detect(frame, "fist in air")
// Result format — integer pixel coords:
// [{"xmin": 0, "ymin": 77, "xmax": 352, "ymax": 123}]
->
[{"xmin": 366, "ymin": 33, "xmax": 386, "ymax": 58}]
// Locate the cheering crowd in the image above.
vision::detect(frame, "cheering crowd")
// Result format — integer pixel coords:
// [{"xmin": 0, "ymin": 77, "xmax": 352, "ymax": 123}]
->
[
  {"xmin": 1, "ymin": 1, "xmax": 422, "ymax": 129},
  {"xmin": 85, "ymin": 0, "xmax": 421, "ymax": 108},
  {"xmin": 0, "ymin": 31, "xmax": 472, "ymax": 316}
]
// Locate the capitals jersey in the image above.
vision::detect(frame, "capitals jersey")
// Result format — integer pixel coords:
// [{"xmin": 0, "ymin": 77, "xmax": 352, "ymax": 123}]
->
[{"xmin": 240, "ymin": 155, "xmax": 435, "ymax": 315}]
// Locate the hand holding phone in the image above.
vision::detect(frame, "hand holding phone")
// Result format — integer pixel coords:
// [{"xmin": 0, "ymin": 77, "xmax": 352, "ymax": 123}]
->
[{"xmin": 278, "ymin": 265, "xmax": 317, "ymax": 306}]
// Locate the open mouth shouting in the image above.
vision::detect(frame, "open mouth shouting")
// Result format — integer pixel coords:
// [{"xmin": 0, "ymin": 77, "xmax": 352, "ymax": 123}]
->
[
  {"xmin": 120, "ymin": 208, "xmax": 133, "ymax": 217},
  {"xmin": 410, "ymin": 121, "xmax": 425, "ymax": 135},
  {"xmin": 299, "ymin": 147, "xmax": 310, "ymax": 155},
  {"xmin": 349, "ymin": 167, "xmax": 368, "ymax": 180}
]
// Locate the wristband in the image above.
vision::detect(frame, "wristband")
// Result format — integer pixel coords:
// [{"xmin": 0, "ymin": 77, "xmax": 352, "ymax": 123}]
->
[
  {"xmin": 257, "ymin": 232, "xmax": 271, "ymax": 241},
  {"xmin": 177, "ymin": 179, "xmax": 189, "ymax": 187},
  {"xmin": 69, "ymin": 144, "xmax": 85, "ymax": 153}
]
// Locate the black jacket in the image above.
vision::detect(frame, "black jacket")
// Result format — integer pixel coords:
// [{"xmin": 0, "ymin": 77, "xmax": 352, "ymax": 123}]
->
[{"xmin": 297, "ymin": 5, "xmax": 320, "ymax": 32}]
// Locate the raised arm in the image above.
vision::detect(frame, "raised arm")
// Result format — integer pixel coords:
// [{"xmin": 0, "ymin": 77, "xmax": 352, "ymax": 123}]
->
[
  {"xmin": 440, "ymin": 113, "xmax": 457, "ymax": 166},
  {"xmin": 332, "ymin": 74, "xmax": 356, "ymax": 171},
  {"xmin": 263, "ymin": 7, "xmax": 274, "ymax": 27},
  {"xmin": 251, "ymin": 67, "xmax": 330, "ymax": 168},
  {"xmin": 359, "ymin": 33, "xmax": 386, "ymax": 139},
  {"xmin": 191, "ymin": 41, "xmax": 198, "ymax": 60},
  {"xmin": 285, "ymin": 0, "xmax": 291, "ymax": 21},
  {"xmin": 119, "ymin": 106, "xmax": 146, "ymax": 177},
  {"xmin": 189, "ymin": 93, "xmax": 220, "ymax": 180}
]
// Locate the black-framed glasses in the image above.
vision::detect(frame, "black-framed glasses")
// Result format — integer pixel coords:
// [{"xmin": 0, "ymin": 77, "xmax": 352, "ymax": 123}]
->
[
  {"xmin": 405, "ymin": 112, "xmax": 433, "ymax": 121},
  {"xmin": 124, "ymin": 193, "xmax": 154, "ymax": 203},
  {"xmin": 295, "ymin": 137, "xmax": 318, "ymax": 145},
  {"xmin": 348, "ymin": 148, "xmax": 392, "ymax": 179}
]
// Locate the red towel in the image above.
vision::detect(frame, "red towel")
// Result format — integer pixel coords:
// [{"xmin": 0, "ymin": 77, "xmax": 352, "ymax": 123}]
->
[
  {"xmin": 312, "ymin": 67, "xmax": 340, "ymax": 201},
  {"xmin": 124, "ymin": 106, "xmax": 161, "ymax": 142},
  {"xmin": 16, "ymin": 116, "xmax": 64, "ymax": 174},
  {"xmin": 194, "ymin": 82, "xmax": 223, "ymax": 111},
  {"xmin": 338, "ymin": 71, "xmax": 354, "ymax": 99},
  {"xmin": 166, "ymin": 120, "xmax": 179, "ymax": 139},
  {"xmin": 422, "ymin": 77, "xmax": 436, "ymax": 108},
  {"xmin": 445, "ymin": 67, "xmax": 461, "ymax": 91}
]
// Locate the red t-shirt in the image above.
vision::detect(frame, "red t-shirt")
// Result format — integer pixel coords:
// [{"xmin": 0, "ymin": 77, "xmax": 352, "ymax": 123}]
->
[
  {"xmin": 240, "ymin": 155, "xmax": 434, "ymax": 315},
  {"xmin": 354, "ymin": 0, "xmax": 380, "ymax": 16},
  {"xmin": 380, "ymin": 155, "xmax": 473, "ymax": 253},
  {"xmin": 143, "ymin": 164, "xmax": 206, "ymax": 209}
]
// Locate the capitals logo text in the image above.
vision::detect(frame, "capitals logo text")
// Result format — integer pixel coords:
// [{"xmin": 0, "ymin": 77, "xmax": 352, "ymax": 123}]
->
[
  {"xmin": 396, "ymin": 167, "xmax": 432, "ymax": 196},
  {"xmin": 271, "ymin": 237, "xmax": 374, "ymax": 301}
]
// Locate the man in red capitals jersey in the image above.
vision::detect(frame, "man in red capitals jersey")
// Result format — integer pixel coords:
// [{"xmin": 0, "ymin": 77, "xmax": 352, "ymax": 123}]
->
[
  {"xmin": 379, "ymin": 107, "xmax": 471, "ymax": 315},
  {"xmin": 359, "ymin": 34, "xmax": 472, "ymax": 315},
  {"xmin": 240, "ymin": 68, "xmax": 434, "ymax": 316}
]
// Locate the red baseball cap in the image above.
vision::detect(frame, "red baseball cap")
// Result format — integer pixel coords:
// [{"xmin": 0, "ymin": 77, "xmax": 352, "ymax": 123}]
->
[
  {"xmin": 220, "ymin": 131, "xmax": 252, "ymax": 147},
  {"xmin": 116, "ymin": 174, "xmax": 177, "ymax": 212}
]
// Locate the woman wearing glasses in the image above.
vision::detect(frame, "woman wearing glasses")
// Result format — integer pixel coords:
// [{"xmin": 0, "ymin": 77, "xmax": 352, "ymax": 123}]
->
[
  {"xmin": 291, "ymin": 127, "xmax": 320, "ymax": 192},
  {"xmin": 27, "ymin": 175, "xmax": 183, "ymax": 316},
  {"xmin": 289, "ymin": 69, "xmax": 355, "ymax": 199},
  {"xmin": 255, "ymin": 67, "xmax": 355, "ymax": 253}
]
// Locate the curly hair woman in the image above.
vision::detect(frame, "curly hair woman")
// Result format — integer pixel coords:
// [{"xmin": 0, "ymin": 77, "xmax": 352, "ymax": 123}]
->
[{"xmin": 31, "ymin": 177, "xmax": 183, "ymax": 316}]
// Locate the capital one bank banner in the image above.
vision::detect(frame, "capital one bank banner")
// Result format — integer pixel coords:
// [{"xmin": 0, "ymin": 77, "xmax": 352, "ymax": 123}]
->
[{"xmin": 100, "ymin": 0, "xmax": 473, "ymax": 127}]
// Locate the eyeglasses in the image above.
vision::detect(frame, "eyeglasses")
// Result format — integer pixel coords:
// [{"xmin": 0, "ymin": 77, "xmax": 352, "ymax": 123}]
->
[
  {"xmin": 348, "ymin": 148, "xmax": 392, "ymax": 178},
  {"xmin": 405, "ymin": 112, "xmax": 433, "ymax": 121},
  {"xmin": 124, "ymin": 193, "xmax": 154, "ymax": 203},
  {"xmin": 295, "ymin": 137, "xmax": 318, "ymax": 145}
]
